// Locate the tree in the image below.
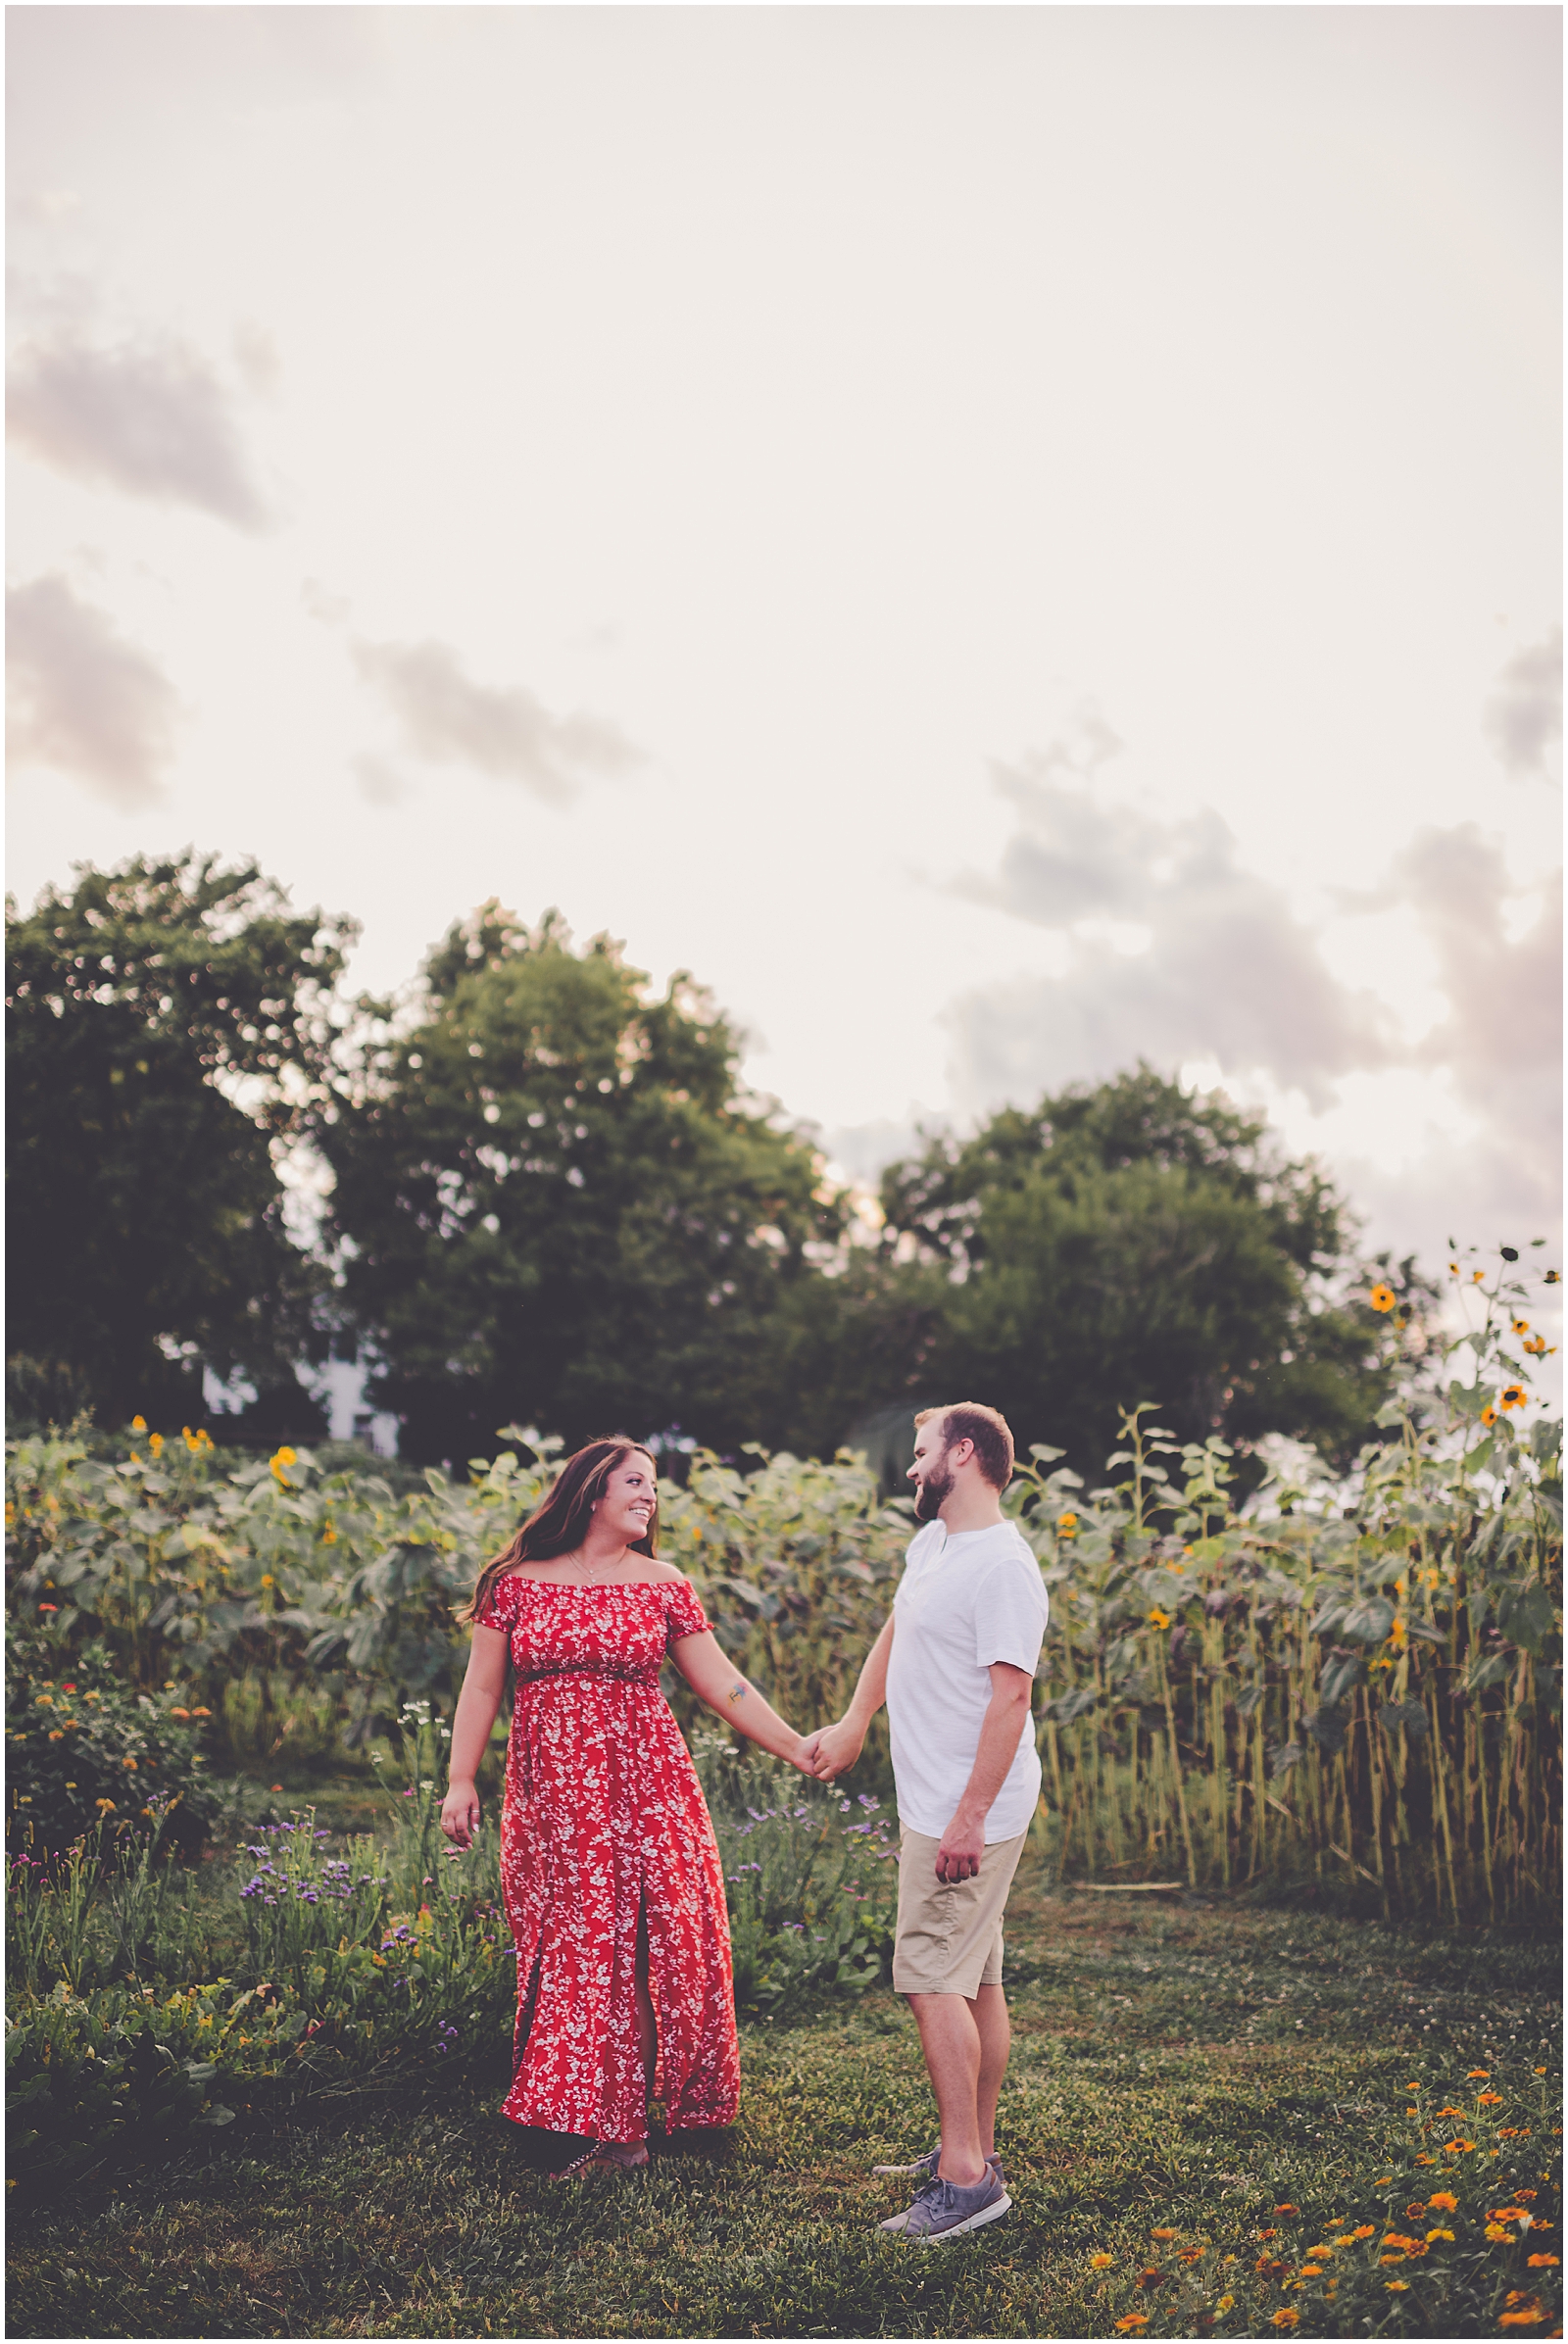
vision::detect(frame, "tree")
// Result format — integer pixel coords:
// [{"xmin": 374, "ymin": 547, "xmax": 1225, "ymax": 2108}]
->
[
  {"xmin": 318, "ymin": 906, "xmax": 843, "ymax": 1462},
  {"xmin": 872, "ymin": 1065, "xmax": 1408, "ymax": 1476},
  {"xmin": 6, "ymin": 854, "xmax": 354, "ymax": 1430}
]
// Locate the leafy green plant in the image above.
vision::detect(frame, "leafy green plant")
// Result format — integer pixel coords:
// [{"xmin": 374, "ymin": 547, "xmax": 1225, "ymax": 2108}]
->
[
  {"xmin": 6, "ymin": 1629, "xmax": 220, "ymax": 1854},
  {"xmin": 691, "ymin": 1738, "xmax": 897, "ymax": 2015}
]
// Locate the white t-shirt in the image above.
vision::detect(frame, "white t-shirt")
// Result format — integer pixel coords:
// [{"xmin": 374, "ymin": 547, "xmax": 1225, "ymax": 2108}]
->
[{"xmin": 885, "ymin": 1517, "xmax": 1050, "ymax": 1843}]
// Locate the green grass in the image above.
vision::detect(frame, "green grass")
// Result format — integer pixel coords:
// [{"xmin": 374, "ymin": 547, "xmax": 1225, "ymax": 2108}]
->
[{"xmin": 8, "ymin": 1875, "xmax": 1560, "ymax": 2340}]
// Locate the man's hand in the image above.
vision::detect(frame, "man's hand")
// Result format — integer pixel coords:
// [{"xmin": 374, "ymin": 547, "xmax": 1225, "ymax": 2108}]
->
[
  {"xmin": 808, "ymin": 1719, "xmax": 863, "ymax": 1782},
  {"xmin": 440, "ymin": 1779, "xmax": 480, "ymax": 1849},
  {"xmin": 934, "ymin": 1804, "xmax": 986, "ymax": 1881}
]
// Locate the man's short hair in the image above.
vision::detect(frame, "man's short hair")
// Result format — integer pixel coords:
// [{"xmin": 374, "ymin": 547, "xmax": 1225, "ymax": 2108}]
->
[{"xmin": 915, "ymin": 1401, "xmax": 1015, "ymax": 1489}]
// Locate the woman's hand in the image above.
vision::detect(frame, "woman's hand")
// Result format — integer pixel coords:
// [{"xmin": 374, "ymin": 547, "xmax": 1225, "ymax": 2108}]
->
[{"xmin": 441, "ymin": 1778, "xmax": 480, "ymax": 1848}]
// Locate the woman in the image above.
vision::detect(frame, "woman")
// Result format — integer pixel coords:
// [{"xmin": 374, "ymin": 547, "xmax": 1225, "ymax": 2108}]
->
[{"xmin": 440, "ymin": 1436, "xmax": 816, "ymax": 2172}]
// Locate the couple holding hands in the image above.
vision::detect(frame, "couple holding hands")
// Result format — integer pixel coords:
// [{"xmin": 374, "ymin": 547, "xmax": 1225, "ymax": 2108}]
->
[{"xmin": 440, "ymin": 1400, "xmax": 1048, "ymax": 2243}]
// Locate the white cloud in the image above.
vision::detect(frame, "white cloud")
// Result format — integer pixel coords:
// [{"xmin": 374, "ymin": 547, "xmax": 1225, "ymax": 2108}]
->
[
  {"xmin": 6, "ymin": 574, "xmax": 180, "ymax": 808},
  {"xmin": 352, "ymin": 635, "xmax": 641, "ymax": 804},
  {"xmin": 7, "ymin": 327, "xmax": 271, "ymax": 529},
  {"xmin": 945, "ymin": 750, "xmax": 1562, "ymax": 1286},
  {"xmin": 950, "ymin": 748, "xmax": 1391, "ymax": 1110},
  {"xmin": 1482, "ymin": 626, "xmax": 1562, "ymax": 780}
]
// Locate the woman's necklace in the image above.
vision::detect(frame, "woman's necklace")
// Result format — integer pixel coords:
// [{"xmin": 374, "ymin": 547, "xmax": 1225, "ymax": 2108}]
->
[{"xmin": 561, "ymin": 1544, "xmax": 623, "ymax": 1587}]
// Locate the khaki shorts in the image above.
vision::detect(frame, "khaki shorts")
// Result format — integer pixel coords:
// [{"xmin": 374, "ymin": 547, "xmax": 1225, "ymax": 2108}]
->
[{"xmin": 892, "ymin": 1825, "xmax": 1028, "ymax": 1998}]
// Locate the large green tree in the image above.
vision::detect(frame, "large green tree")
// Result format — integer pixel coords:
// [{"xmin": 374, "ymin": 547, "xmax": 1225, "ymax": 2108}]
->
[
  {"xmin": 6, "ymin": 854, "xmax": 354, "ymax": 1430},
  {"xmin": 319, "ymin": 906, "xmax": 843, "ymax": 1462},
  {"xmin": 867, "ymin": 1066, "xmax": 1409, "ymax": 1476}
]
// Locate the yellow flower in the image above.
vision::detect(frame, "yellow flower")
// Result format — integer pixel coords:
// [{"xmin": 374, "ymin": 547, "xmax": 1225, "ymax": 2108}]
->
[
  {"xmin": 1482, "ymin": 1406, "xmax": 1498, "ymax": 1428},
  {"xmin": 1057, "ymin": 1512, "xmax": 1078, "ymax": 1538},
  {"xmin": 260, "ymin": 1575, "xmax": 275, "ymax": 1590},
  {"xmin": 1499, "ymin": 1385, "xmax": 1527, "ymax": 1410},
  {"xmin": 47, "ymin": 1729, "xmax": 64, "ymax": 1741},
  {"xmin": 1388, "ymin": 1618, "xmax": 1408, "ymax": 1647},
  {"xmin": 1479, "ymin": 2092, "xmax": 1504, "ymax": 2106},
  {"xmin": 1425, "ymin": 2229, "xmax": 1455, "ymax": 2242},
  {"xmin": 1473, "ymin": 1269, "xmax": 1486, "ymax": 1283},
  {"xmin": 1386, "ymin": 2279, "xmax": 1410, "ymax": 2292},
  {"xmin": 1151, "ymin": 2228, "xmax": 1178, "ymax": 2240},
  {"xmin": 1089, "ymin": 2252, "xmax": 1114, "ymax": 2269},
  {"xmin": 1148, "ymin": 1607, "xmax": 1172, "ymax": 1631},
  {"xmin": 131, "ymin": 1415, "xmax": 147, "ymax": 1432},
  {"xmin": 1427, "ymin": 2194, "xmax": 1458, "ymax": 2211},
  {"xmin": 1513, "ymin": 1319, "xmax": 1531, "ymax": 1335},
  {"xmin": 1487, "ymin": 2222, "xmax": 1515, "ymax": 2240},
  {"xmin": 270, "ymin": 1445, "xmax": 298, "ymax": 1482},
  {"xmin": 169, "ymin": 1707, "xmax": 190, "ymax": 1720},
  {"xmin": 148, "ymin": 1433, "xmax": 164, "ymax": 1457},
  {"xmin": 1216, "ymin": 2297, "xmax": 1235, "ymax": 2315},
  {"xmin": 1114, "ymin": 2320, "xmax": 1149, "ymax": 2333},
  {"xmin": 1370, "ymin": 1284, "xmax": 1396, "ymax": 1312},
  {"xmin": 95, "ymin": 1797, "xmax": 116, "ymax": 1813},
  {"xmin": 1270, "ymin": 2315, "xmax": 1299, "ymax": 2330},
  {"xmin": 1527, "ymin": 2255, "xmax": 1560, "ymax": 2268}
]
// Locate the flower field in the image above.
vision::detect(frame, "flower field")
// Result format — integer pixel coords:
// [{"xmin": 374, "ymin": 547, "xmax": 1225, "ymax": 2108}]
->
[{"xmin": 9, "ymin": 1249, "xmax": 1560, "ymax": 1924}]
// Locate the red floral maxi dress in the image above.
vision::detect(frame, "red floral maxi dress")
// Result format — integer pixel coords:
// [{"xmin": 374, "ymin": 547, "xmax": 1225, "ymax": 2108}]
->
[{"xmin": 474, "ymin": 1570, "xmax": 741, "ymax": 2146}]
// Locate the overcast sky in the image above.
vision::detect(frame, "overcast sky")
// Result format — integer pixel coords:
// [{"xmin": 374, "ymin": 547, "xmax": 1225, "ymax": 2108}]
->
[{"xmin": 7, "ymin": 6, "xmax": 1562, "ymax": 1371}]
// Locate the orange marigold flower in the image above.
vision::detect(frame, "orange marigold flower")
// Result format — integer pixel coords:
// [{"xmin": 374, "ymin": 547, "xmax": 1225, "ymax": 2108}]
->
[
  {"xmin": 1500, "ymin": 1387, "xmax": 1527, "ymax": 1410},
  {"xmin": 1498, "ymin": 2308, "xmax": 1545, "ymax": 2328},
  {"xmin": 1350, "ymin": 2225, "xmax": 1376, "ymax": 2240},
  {"xmin": 1114, "ymin": 2320, "xmax": 1149, "ymax": 2334},
  {"xmin": 1089, "ymin": 2252, "xmax": 1114, "ymax": 2269},
  {"xmin": 1482, "ymin": 1406, "xmax": 1499, "ymax": 1427},
  {"xmin": 1479, "ymin": 2093, "xmax": 1504, "ymax": 2106},
  {"xmin": 1370, "ymin": 1285, "xmax": 1396, "ymax": 1312},
  {"xmin": 1270, "ymin": 2316, "xmax": 1299, "ymax": 2331},
  {"xmin": 1444, "ymin": 2140, "xmax": 1477, "ymax": 2154},
  {"xmin": 1275, "ymin": 2204, "xmax": 1299, "ymax": 2217},
  {"xmin": 1436, "ymin": 2107, "xmax": 1466, "ymax": 2119},
  {"xmin": 1468, "ymin": 2071, "xmax": 1493, "ymax": 2079},
  {"xmin": 1386, "ymin": 2279, "xmax": 1410, "ymax": 2292},
  {"xmin": 1427, "ymin": 2193, "xmax": 1459, "ymax": 2212},
  {"xmin": 1527, "ymin": 2255, "xmax": 1560, "ymax": 2269},
  {"xmin": 1152, "ymin": 2228, "xmax": 1179, "ymax": 2240}
]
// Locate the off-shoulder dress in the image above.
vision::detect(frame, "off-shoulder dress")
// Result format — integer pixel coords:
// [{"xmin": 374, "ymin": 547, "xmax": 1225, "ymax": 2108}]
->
[{"xmin": 473, "ymin": 1568, "xmax": 740, "ymax": 2147}]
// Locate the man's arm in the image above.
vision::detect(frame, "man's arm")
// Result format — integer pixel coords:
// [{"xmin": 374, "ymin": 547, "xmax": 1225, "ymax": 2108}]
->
[
  {"xmin": 933, "ymin": 1661, "xmax": 1034, "ymax": 1881},
  {"xmin": 808, "ymin": 1611, "xmax": 895, "ymax": 1780}
]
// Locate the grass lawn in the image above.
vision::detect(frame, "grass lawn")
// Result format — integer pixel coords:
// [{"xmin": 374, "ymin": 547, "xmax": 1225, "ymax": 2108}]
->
[{"xmin": 8, "ymin": 1870, "xmax": 1560, "ymax": 2340}]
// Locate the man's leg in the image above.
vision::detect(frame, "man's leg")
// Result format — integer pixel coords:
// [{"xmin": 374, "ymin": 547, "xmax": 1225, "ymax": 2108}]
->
[
  {"xmin": 974, "ymin": 1980, "xmax": 1010, "ymax": 2157},
  {"xmin": 906, "ymin": 1992, "xmax": 988, "ymax": 2186}
]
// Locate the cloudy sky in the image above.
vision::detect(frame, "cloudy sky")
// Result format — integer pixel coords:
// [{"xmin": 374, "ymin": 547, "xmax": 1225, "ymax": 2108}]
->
[{"xmin": 8, "ymin": 7, "xmax": 1562, "ymax": 1361}]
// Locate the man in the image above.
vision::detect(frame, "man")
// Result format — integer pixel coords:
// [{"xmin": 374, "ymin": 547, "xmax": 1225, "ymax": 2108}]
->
[{"xmin": 808, "ymin": 1401, "xmax": 1047, "ymax": 2244}]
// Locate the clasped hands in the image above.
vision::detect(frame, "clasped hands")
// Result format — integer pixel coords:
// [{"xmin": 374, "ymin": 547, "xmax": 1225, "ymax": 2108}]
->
[{"xmin": 790, "ymin": 1719, "xmax": 982, "ymax": 1881}]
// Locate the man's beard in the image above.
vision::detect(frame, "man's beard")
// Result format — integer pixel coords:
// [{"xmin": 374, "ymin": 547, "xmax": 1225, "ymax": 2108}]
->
[{"xmin": 913, "ymin": 1461, "xmax": 955, "ymax": 1522}]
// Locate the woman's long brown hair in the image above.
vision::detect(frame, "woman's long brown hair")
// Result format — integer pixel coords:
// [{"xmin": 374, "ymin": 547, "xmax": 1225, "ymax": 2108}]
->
[{"xmin": 460, "ymin": 1437, "xmax": 660, "ymax": 1626}]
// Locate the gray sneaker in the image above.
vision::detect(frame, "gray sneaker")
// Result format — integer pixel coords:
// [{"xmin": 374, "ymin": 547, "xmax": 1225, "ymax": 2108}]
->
[
  {"xmin": 874, "ymin": 2148, "xmax": 1005, "ymax": 2232},
  {"xmin": 894, "ymin": 2171, "xmax": 1011, "ymax": 2243}
]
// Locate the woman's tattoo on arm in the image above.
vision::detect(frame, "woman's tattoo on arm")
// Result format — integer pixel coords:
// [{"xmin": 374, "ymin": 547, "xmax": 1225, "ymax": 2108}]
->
[{"xmin": 726, "ymin": 1681, "xmax": 748, "ymax": 1706}]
